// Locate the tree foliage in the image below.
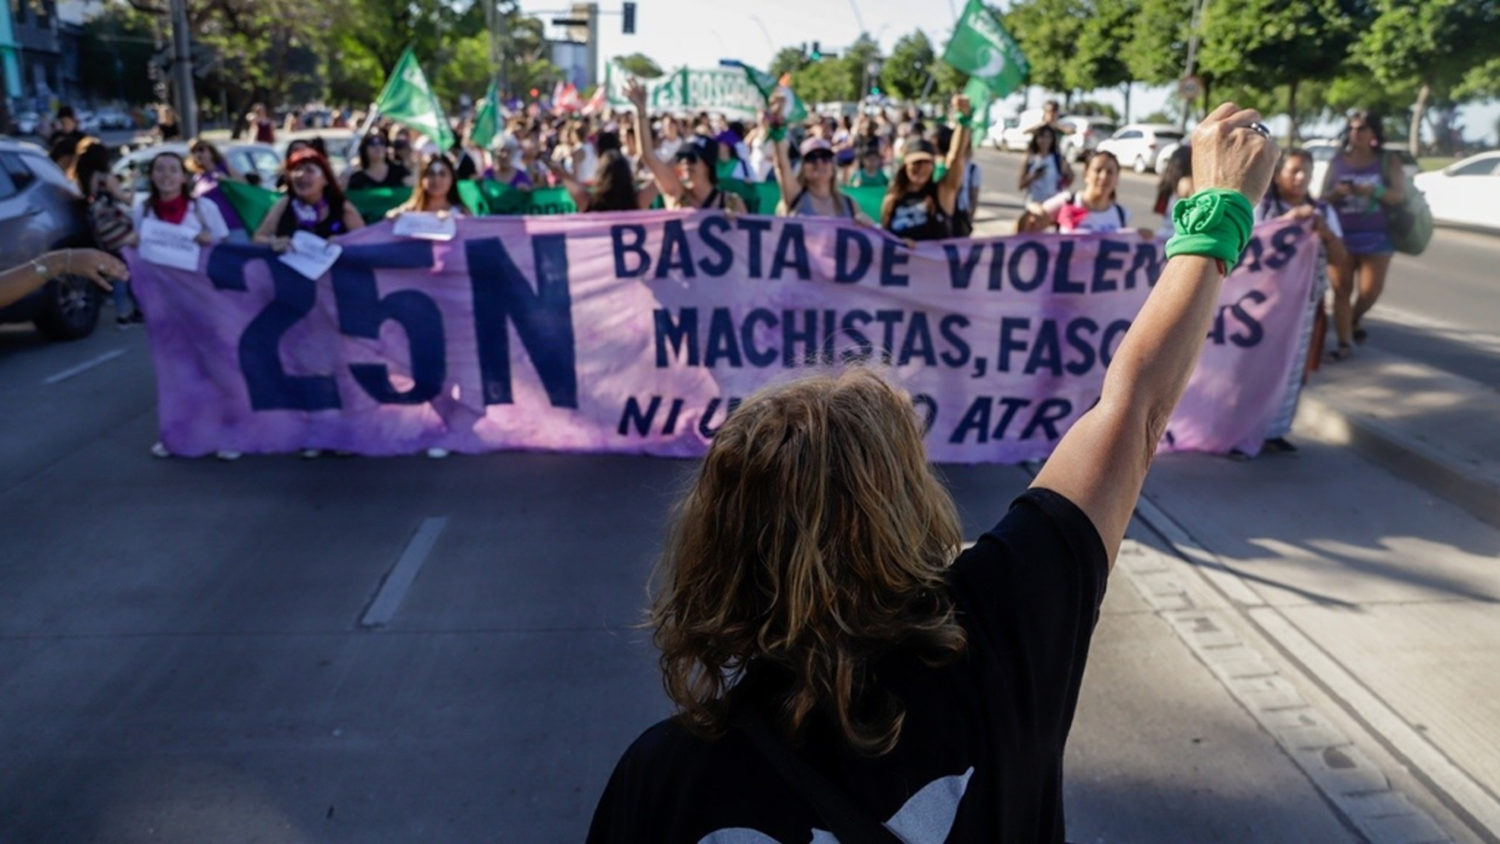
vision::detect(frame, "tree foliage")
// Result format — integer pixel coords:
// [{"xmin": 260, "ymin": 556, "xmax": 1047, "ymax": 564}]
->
[
  {"xmin": 1069, "ymin": 0, "xmax": 1138, "ymax": 93},
  {"xmin": 882, "ymin": 32, "xmax": 934, "ymax": 101},
  {"xmin": 613, "ymin": 53, "xmax": 663, "ymax": 79},
  {"xmin": 1003, "ymin": 0, "xmax": 1087, "ymax": 95}
]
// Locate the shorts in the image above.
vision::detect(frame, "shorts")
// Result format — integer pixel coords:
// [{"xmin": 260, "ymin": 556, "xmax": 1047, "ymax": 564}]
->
[{"xmin": 1343, "ymin": 229, "xmax": 1394, "ymax": 257}]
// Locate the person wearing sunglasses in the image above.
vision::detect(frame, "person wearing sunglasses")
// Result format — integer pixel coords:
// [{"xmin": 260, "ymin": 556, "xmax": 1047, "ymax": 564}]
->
[
  {"xmin": 345, "ymin": 132, "xmax": 413, "ymax": 191},
  {"xmin": 626, "ymin": 80, "xmax": 747, "ymax": 214},
  {"xmin": 767, "ymin": 127, "xmax": 873, "ymax": 224},
  {"xmin": 880, "ymin": 95, "xmax": 974, "ymax": 242}
]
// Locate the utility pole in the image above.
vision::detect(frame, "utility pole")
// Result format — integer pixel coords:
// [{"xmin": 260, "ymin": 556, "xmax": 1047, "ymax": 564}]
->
[
  {"xmin": 1179, "ymin": 0, "xmax": 1209, "ymax": 131},
  {"xmin": 169, "ymin": 0, "xmax": 198, "ymax": 137}
]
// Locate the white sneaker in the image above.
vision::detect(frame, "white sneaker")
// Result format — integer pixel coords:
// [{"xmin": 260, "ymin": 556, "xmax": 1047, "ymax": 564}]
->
[
  {"xmin": 300, "ymin": 448, "xmax": 322, "ymax": 460},
  {"xmin": 215, "ymin": 450, "xmax": 242, "ymax": 461},
  {"xmin": 426, "ymin": 447, "xmax": 450, "ymax": 459},
  {"xmin": 149, "ymin": 442, "xmax": 171, "ymax": 458}
]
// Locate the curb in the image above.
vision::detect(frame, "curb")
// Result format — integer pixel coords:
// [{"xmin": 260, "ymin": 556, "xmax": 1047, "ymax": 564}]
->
[{"xmin": 1294, "ymin": 392, "xmax": 1500, "ymax": 531}]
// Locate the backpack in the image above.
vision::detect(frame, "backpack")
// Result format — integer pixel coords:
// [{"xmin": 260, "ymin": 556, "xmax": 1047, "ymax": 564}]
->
[
  {"xmin": 88, "ymin": 193, "xmax": 135, "ymax": 253},
  {"xmin": 1386, "ymin": 156, "xmax": 1433, "ymax": 256}
]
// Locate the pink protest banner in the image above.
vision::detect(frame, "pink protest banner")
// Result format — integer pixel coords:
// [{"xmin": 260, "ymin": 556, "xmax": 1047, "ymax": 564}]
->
[{"xmin": 127, "ymin": 213, "xmax": 1316, "ymax": 462}]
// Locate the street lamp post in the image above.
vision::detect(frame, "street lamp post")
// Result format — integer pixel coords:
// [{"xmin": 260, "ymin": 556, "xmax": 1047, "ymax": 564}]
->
[
  {"xmin": 169, "ymin": 0, "xmax": 198, "ymax": 138},
  {"xmin": 1179, "ymin": 0, "xmax": 1209, "ymax": 131}
]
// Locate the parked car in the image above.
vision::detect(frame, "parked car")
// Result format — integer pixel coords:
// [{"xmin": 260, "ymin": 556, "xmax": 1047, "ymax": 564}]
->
[
  {"xmin": 1095, "ymin": 123, "xmax": 1187, "ymax": 173},
  {"xmin": 112, "ymin": 141, "xmax": 282, "ymax": 196},
  {"xmin": 1057, "ymin": 115, "xmax": 1117, "ymax": 161},
  {"xmin": 14, "ymin": 111, "xmax": 42, "ymax": 136},
  {"xmin": 1412, "ymin": 151, "xmax": 1500, "ymax": 232},
  {"xmin": 75, "ymin": 110, "xmax": 101, "ymax": 135},
  {"xmin": 998, "ymin": 108, "xmax": 1047, "ymax": 151},
  {"xmin": 1305, "ymin": 139, "xmax": 1420, "ymax": 199},
  {"xmin": 0, "ymin": 139, "xmax": 101, "ymax": 340},
  {"xmin": 985, "ymin": 115, "xmax": 1019, "ymax": 150},
  {"xmin": 279, "ymin": 128, "xmax": 357, "ymax": 174},
  {"xmin": 96, "ymin": 108, "xmax": 135, "ymax": 130}
]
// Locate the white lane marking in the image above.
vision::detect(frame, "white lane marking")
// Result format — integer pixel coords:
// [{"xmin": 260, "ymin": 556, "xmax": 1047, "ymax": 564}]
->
[
  {"xmin": 42, "ymin": 348, "xmax": 127, "ymax": 385},
  {"xmin": 360, "ymin": 516, "xmax": 448, "ymax": 628}
]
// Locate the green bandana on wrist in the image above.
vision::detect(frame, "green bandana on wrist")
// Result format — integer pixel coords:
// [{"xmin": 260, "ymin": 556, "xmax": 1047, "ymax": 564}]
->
[
  {"xmin": 1165, "ymin": 188, "xmax": 1255, "ymax": 266},
  {"xmin": 768, "ymin": 126, "xmax": 788, "ymax": 143},
  {"xmin": 953, "ymin": 113, "xmax": 973, "ymax": 129}
]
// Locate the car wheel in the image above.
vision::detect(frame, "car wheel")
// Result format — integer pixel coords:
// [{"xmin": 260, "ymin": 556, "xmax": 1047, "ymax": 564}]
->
[{"xmin": 33, "ymin": 275, "xmax": 103, "ymax": 341}]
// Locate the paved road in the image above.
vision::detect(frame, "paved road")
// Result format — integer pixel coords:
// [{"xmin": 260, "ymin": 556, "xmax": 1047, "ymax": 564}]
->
[
  {"xmin": 970, "ymin": 147, "xmax": 1500, "ymax": 388},
  {"xmin": 3, "ymin": 313, "xmax": 1497, "ymax": 840}
]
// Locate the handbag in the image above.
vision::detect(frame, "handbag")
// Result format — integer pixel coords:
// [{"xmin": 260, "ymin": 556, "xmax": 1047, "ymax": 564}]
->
[
  {"xmin": 739, "ymin": 708, "xmax": 905, "ymax": 843},
  {"xmin": 88, "ymin": 193, "xmax": 135, "ymax": 253},
  {"xmin": 1385, "ymin": 153, "xmax": 1433, "ymax": 256}
]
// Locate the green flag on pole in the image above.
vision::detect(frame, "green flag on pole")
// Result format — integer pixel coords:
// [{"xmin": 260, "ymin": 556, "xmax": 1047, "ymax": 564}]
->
[
  {"xmin": 741, "ymin": 63, "xmax": 808, "ymax": 123},
  {"xmin": 943, "ymin": 0, "xmax": 1030, "ymax": 98},
  {"xmin": 963, "ymin": 77, "xmax": 993, "ymax": 150},
  {"xmin": 373, "ymin": 47, "xmax": 455, "ymax": 150},
  {"xmin": 469, "ymin": 80, "xmax": 501, "ymax": 150}
]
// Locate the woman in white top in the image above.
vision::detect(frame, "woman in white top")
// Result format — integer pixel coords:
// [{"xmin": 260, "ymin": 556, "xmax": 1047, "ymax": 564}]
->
[
  {"xmin": 137, "ymin": 151, "xmax": 232, "ymax": 462},
  {"xmin": 1030, "ymin": 151, "xmax": 1154, "ymax": 239},
  {"xmin": 131, "ymin": 151, "xmax": 230, "ymax": 245},
  {"xmin": 1019, "ymin": 125, "xmax": 1070, "ymax": 204}
]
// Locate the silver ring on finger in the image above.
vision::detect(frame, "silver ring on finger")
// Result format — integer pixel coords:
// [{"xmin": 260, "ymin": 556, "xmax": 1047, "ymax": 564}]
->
[{"xmin": 1249, "ymin": 122, "xmax": 1270, "ymax": 138}]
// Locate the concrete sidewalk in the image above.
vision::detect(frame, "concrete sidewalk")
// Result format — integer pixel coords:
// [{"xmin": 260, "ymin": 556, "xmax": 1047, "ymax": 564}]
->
[{"xmin": 1296, "ymin": 346, "xmax": 1500, "ymax": 530}]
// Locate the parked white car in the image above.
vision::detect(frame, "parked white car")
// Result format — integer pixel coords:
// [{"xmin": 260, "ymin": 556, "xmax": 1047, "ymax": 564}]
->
[
  {"xmin": 112, "ymin": 141, "xmax": 282, "ymax": 196},
  {"xmin": 1057, "ymin": 116, "xmax": 1117, "ymax": 161},
  {"xmin": 998, "ymin": 108, "xmax": 1046, "ymax": 151},
  {"xmin": 1095, "ymin": 123, "xmax": 1187, "ymax": 173},
  {"xmin": 1412, "ymin": 151, "xmax": 1500, "ymax": 231},
  {"xmin": 14, "ymin": 111, "xmax": 41, "ymax": 136},
  {"xmin": 1305, "ymin": 139, "xmax": 1420, "ymax": 199}
]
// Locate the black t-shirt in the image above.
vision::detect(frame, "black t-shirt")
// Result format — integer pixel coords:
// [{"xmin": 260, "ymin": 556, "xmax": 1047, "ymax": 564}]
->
[
  {"xmin": 887, "ymin": 185, "xmax": 952, "ymax": 242},
  {"xmin": 346, "ymin": 163, "xmax": 410, "ymax": 191},
  {"xmin": 587, "ymin": 488, "xmax": 1108, "ymax": 843}
]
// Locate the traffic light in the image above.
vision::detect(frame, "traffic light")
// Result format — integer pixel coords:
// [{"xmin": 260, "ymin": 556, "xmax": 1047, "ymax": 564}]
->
[
  {"xmin": 622, "ymin": 1, "xmax": 635, "ymax": 34},
  {"xmin": 810, "ymin": 41, "xmax": 822, "ymax": 61}
]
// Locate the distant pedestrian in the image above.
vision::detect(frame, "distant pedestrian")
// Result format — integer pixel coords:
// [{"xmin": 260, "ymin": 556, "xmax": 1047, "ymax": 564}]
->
[
  {"xmin": 1019, "ymin": 125, "xmax": 1069, "ymax": 204},
  {"xmin": 46, "ymin": 105, "xmax": 85, "ymax": 169},
  {"xmin": 1256, "ymin": 148, "xmax": 1349, "ymax": 451},
  {"xmin": 1154, "ymin": 145, "xmax": 1194, "ymax": 226},
  {"xmin": 1320, "ymin": 111, "xmax": 1405, "ymax": 348},
  {"xmin": 846, "ymin": 142, "xmax": 889, "ymax": 189},
  {"xmin": 250, "ymin": 103, "xmax": 276, "ymax": 144},
  {"xmin": 69, "ymin": 138, "xmax": 140, "ymax": 328},
  {"xmin": 155, "ymin": 104, "xmax": 181, "ymax": 142},
  {"xmin": 1030, "ymin": 151, "xmax": 1152, "ymax": 239},
  {"xmin": 186, "ymin": 139, "xmax": 247, "ymax": 237}
]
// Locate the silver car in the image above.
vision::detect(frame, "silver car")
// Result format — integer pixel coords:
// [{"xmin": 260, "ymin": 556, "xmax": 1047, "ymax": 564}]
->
[{"xmin": 0, "ymin": 139, "xmax": 99, "ymax": 340}]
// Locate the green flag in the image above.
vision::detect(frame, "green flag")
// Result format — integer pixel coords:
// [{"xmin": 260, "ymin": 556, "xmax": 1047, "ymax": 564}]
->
[
  {"xmin": 741, "ymin": 64, "xmax": 808, "ymax": 123},
  {"xmin": 374, "ymin": 47, "xmax": 455, "ymax": 150},
  {"xmin": 963, "ymin": 77, "xmax": 992, "ymax": 150},
  {"xmin": 943, "ymin": 0, "xmax": 1029, "ymax": 98},
  {"xmin": 469, "ymin": 80, "xmax": 501, "ymax": 150}
]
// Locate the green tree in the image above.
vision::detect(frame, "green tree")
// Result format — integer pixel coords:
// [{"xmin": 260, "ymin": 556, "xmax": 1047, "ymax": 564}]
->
[
  {"xmin": 1003, "ymin": 0, "xmax": 1087, "ymax": 98},
  {"xmin": 1068, "ymin": 0, "xmax": 1138, "ymax": 94},
  {"xmin": 1348, "ymin": 0, "xmax": 1500, "ymax": 155},
  {"xmin": 613, "ymin": 52, "xmax": 663, "ymax": 79},
  {"xmin": 1198, "ymin": 0, "xmax": 1362, "ymax": 143},
  {"xmin": 1123, "ymin": 0, "xmax": 1190, "ymax": 87},
  {"xmin": 80, "ymin": 4, "xmax": 159, "ymax": 105},
  {"xmin": 770, "ymin": 46, "xmax": 810, "ymax": 79},
  {"xmin": 882, "ymin": 31, "xmax": 935, "ymax": 101}
]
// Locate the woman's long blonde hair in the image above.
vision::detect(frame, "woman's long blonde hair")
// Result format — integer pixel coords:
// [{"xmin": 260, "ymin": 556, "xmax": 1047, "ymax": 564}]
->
[{"xmin": 651, "ymin": 367, "xmax": 967, "ymax": 756}]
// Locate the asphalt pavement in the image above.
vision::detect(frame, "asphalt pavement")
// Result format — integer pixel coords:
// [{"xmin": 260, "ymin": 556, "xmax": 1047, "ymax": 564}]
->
[{"xmin": 2, "ymin": 167, "xmax": 1499, "ymax": 841}]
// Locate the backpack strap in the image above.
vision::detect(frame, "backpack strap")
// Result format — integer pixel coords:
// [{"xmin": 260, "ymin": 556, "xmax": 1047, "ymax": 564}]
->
[
  {"xmin": 739, "ymin": 708, "xmax": 905, "ymax": 844},
  {"xmin": 1115, "ymin": 203, "xmax": 1126, "ymax": 227}
]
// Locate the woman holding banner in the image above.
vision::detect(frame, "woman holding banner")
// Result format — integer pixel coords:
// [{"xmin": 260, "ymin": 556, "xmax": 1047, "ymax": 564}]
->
[
  {"xmin": 253, "ymin": 149, "xmax": 365, "ymax": 252},
  {"xmin": 626, "ymin": 80, "xmax": 747, "ymax": 215},
  {"xmin": 587, "ymin": 102, "xmax": 1278, "ymax": 844},
  {"xmin": 880, "ymin": 95, "xmax": 972, "ymax": 242},
  {"xmin": 1030, "ymin": 151, "xmax": 1153, "ymax": 240},
  {"xmin": 389, "ymin": 152, "xmax": 473, "ymax": 219},
  {"xmin": 132, "ymin": 152, "xmax": 231, "ymax": 246}
]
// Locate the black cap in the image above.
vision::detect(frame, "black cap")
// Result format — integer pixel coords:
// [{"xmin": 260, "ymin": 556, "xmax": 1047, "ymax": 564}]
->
[
  {"xmin": 902, "ymin": 139, "xmax": 937, "ymax": 162},
  {"xmin": 56, "ymin": 105, "xmax": 76, "ymax": 121},
  {"xmin": 674, "ymin": 134, "xmax": 719, "ymax": 163}
]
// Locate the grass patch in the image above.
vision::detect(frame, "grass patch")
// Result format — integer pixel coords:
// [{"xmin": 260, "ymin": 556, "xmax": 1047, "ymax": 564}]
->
[{"xmin": 1418, "ymin": 156, "xmax": 1457, "ymax": 172}]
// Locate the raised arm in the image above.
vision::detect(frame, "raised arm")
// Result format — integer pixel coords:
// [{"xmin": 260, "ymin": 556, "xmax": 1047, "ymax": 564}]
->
[
  {"xmin": 1031, "ymin": 103, "xmax": 1277, "ymax": 566},
  {"xmin": 762, "ymin": 95, "xmax": 797, "ymax": 212},
  {"xmin": 626, "ymin": 79, "xmax": 686, "ymax": 202},
  {"xmin": 548, "ymin": 158, "xmax": 592, "ymax": 211},
  {"xmin": 937, "ymin": 95, "xmax": 973, "ymax": 214}
]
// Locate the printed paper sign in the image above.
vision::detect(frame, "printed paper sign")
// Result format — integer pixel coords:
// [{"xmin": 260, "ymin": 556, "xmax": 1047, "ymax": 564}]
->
[
  {"xmin": 137, "ymin": 217, "xmax": 202, "ymax": 271},
  {"xmin": 277, "ymin": 231, "xmax": 343, "ymax": 279},
  {"xmin": 391, "ymin": 211, "xmax": 458, "ymax": 241}
]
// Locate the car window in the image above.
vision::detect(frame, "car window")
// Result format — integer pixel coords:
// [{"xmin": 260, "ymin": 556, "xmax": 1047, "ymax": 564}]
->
[
  {"xmin": 0, "ymin": 153, "xmax": 36, "ymax": 192},
  {"xmin": 0, "ymin": 165, "xmax": 19, "ymax": 201},
  {"xmin": 1450, "ymin": 158, "xmax": 1499, "ymax": 177},
  {"xmin": 1155, "ymin": 132, "xmax": 1185, "ymax": 143}
]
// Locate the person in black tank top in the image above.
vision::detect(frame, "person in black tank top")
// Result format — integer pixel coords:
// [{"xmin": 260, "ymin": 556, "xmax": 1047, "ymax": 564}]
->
[
  {"xmin": 253, "ymin": 149, "xmax": 365, "ymax": 251},
  {"xmin": 881, "ymin": 94, "xmax": 976, "ymax": 242},
  {"xmin": 625, "ymin": 80, "xmax": 747, "ymax": 215}
]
